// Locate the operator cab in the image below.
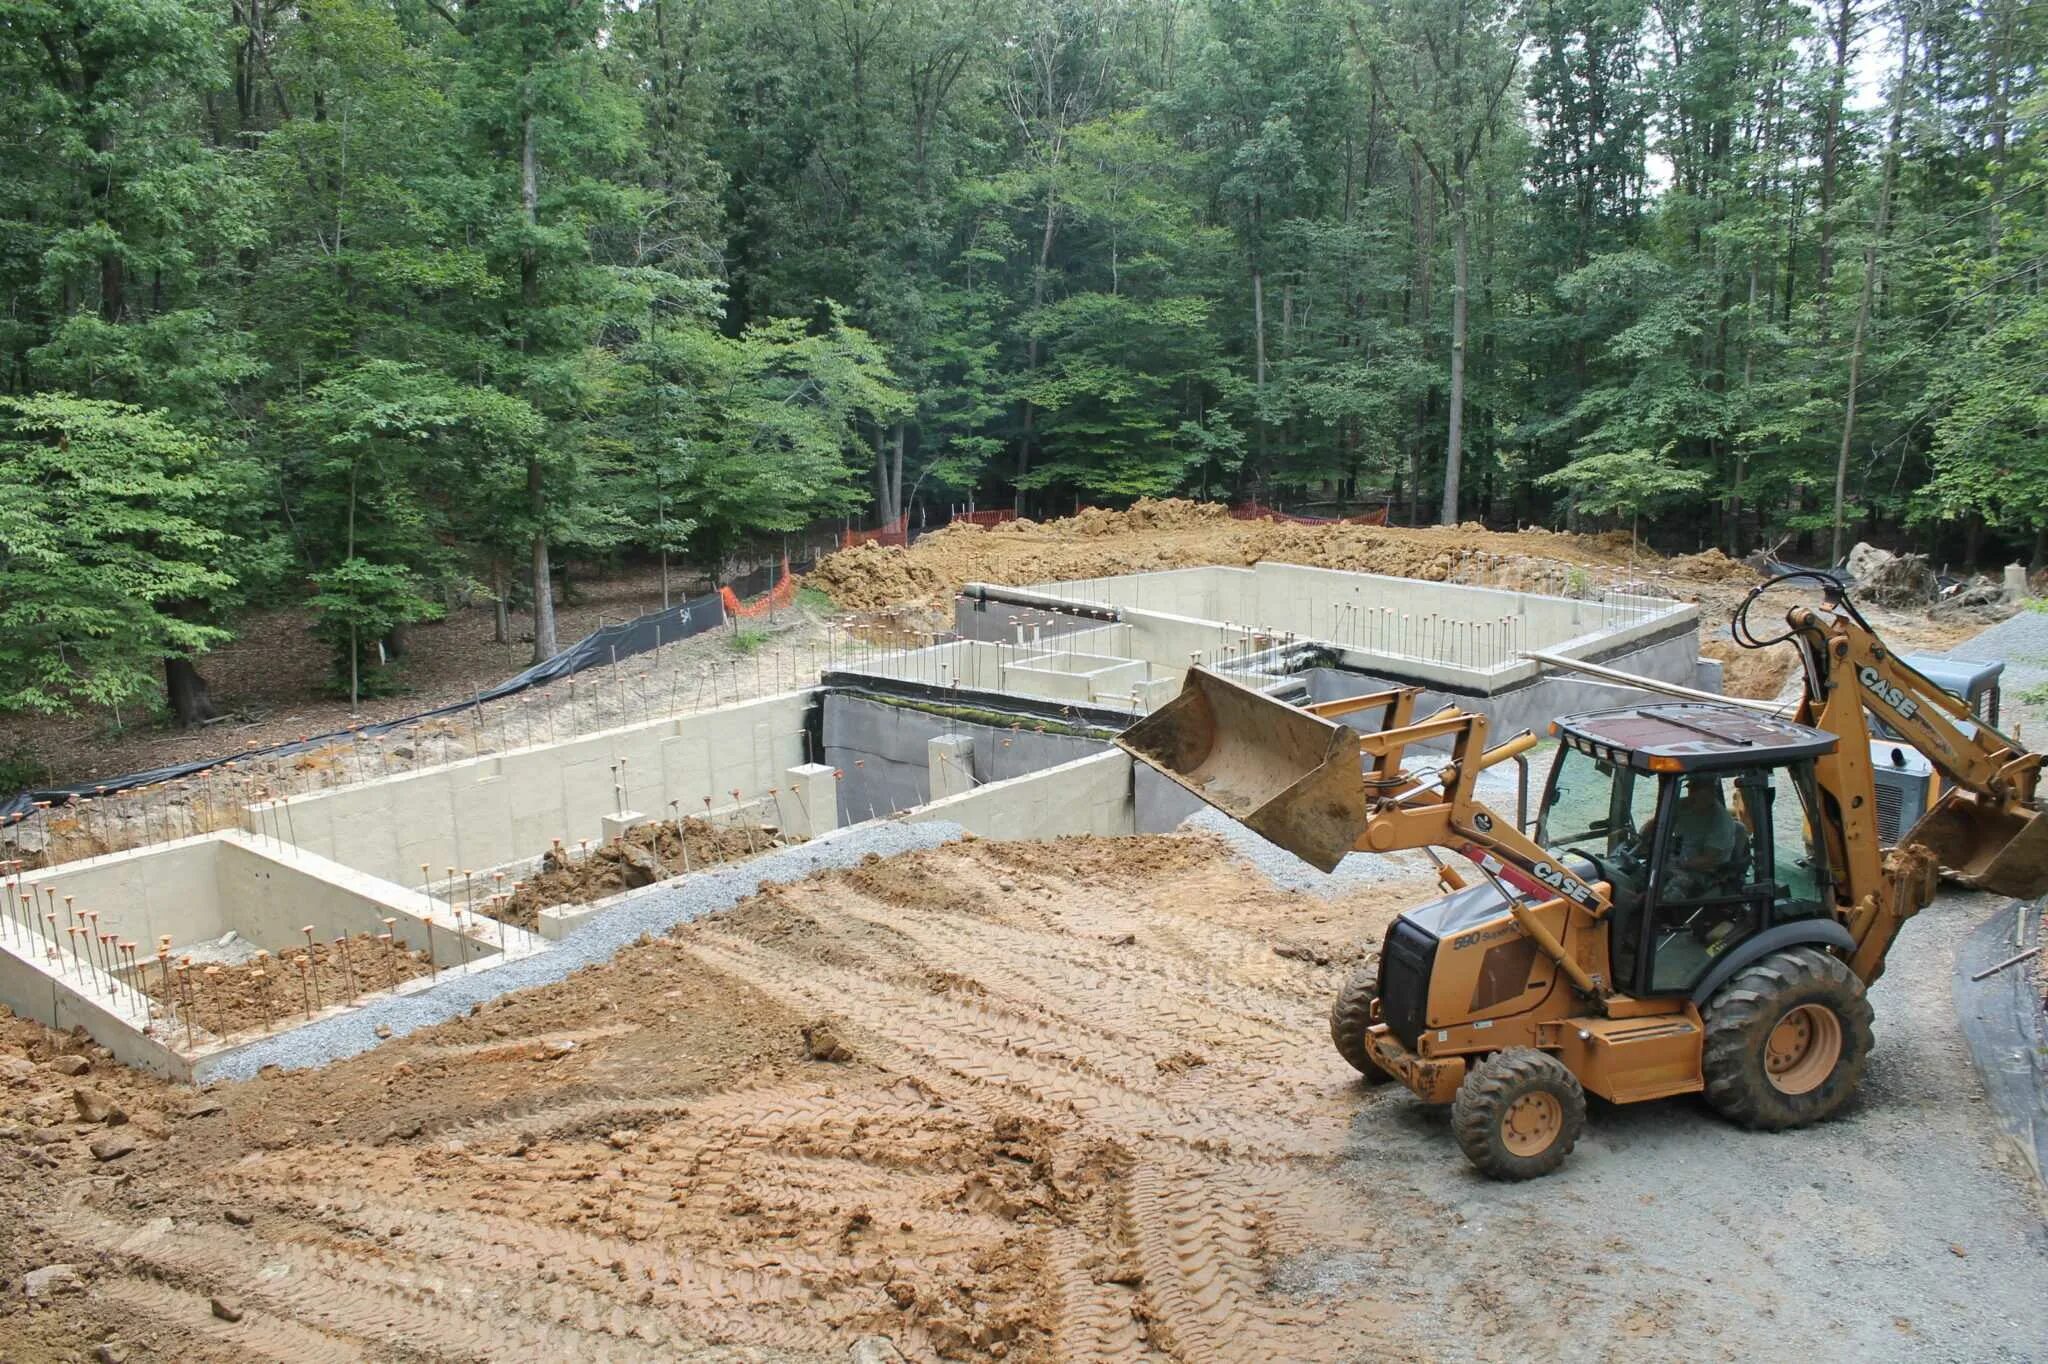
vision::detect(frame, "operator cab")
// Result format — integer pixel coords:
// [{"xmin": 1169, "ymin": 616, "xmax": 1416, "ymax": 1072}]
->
[{"xmin": 1538, "ymin": 704, "xmax": 1839, "ymax": 998}]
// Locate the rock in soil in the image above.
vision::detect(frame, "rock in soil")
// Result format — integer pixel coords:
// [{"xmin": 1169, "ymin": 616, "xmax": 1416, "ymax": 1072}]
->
[
  {"xmin": 95, "ymin": 1343, "xmax": 131, "ymax": 1364},
  {"xmin": 46, "ymin": 1054, "xmax": 90, "ymax": 1076},
  {"xmin": 211, "ymin": 1293, "xmax": 245, "ymax": 1322},
  {"xmin": 224, "ymin": 1208, "xmax": 255, "ymax": 1226},
  {"xmin": 23, "ymin": 1263, "xmax": 86, "ymax": 1299},
  {"xmin": 801, "ymin": 1018, "xmax": 854, "ymax": 1062},
  {"xmin": 72, "ymin": 1088, "xmax": 125, "ymax": 1124},
  {"xmin": 88, "ymin": 1133, "xmax": 138, "ymax": 1161}
]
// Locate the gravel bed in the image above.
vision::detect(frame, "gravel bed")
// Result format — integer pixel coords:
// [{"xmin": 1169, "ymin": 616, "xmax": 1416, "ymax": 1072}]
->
[
  {"xmin": 1184, "ymin": 757, "xmax": 1527, "ymax": 894},
  {"xmin": 198, "ymin": 818, "xmax": 963, "ymax": 1081}
]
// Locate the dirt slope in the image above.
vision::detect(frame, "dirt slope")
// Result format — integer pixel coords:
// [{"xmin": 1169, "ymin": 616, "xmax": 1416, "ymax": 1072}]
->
[
  {"xmin": 809, "ymin": 499, "xmax": 1658, "ymax": 612},
  {"xmin": 808, "ymin": 498, "xmax": 1979, "ymax": 660},
  {"xmin": 1, "ymin": 833, "xmax": 1436, "ymax": 1362}
]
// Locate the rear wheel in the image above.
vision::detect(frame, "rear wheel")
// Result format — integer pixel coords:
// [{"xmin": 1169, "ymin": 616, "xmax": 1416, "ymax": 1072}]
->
[
  {"xmin": 1328, "ymin": 964, "xmax": 1392, "ymax": 1082},
  {"xmin": 1452, "ymin": 1049, "xmax": 1586, "ymax": 1180},
  {"xmin": 1702, "ymin": 947, "xmax": 1872, "ymax": 1130}
]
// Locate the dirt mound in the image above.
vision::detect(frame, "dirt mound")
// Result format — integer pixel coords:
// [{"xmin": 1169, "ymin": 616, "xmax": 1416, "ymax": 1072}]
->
[
  {"xmin": 1670, "ymin": 548, "xmax": 1757, "ymax": 583},
  {"xmin": 805, "ymin": 541, "xmax": 949, "ymax": 611},
  {"xmin": 140, "ymin": 933, "xmax": 431, "ymax": 1040},
  {"xmin": 489, "ymin": 816, "xmax": 791, "ymax": 929},
  {"xmin": 1, "ymin": 831, "xmax": 1461, "ymax": 1362},
  {"xmin": 807, "ymin": 498, "xmax": 1676, "ymax": 613},
  {"xmin": 1702, "ymin": 637, "xmax": 1796, "ymax": 701}
]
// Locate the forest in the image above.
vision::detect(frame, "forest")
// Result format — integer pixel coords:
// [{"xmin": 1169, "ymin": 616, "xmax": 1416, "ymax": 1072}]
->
[{"xmin": 0, "ymin": 0, "xmax": 2043, "ymax": 724}]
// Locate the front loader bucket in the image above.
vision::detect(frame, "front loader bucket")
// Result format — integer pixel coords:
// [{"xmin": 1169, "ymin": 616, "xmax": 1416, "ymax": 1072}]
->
[
  {"xmin": 1117, "ymin": 668, "xmax": 1367, "ymax": 873},
  {"xmin": 1905, "ymin": 790, "xmax": 2048, "ymax": 899}
]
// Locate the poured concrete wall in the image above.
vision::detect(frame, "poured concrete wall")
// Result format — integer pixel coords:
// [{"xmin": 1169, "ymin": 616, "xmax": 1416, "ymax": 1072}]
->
[
  {"xmin": 904, "ymin": 749, "xmax": 1135, "ymax": 841},
  {"xmin": 10, "ymin": 831, "xmax": 515, "ymax": 966},
  {"xmin": 11, "ymin": 835, "xmax": 224, "ymax": 954},
  {"xmin": 824, "ymin": 693, "xmax": 1108, "ymax": 822},
  {"xmin": 253, "ymin": 689, "xmax": 817, "ymax": 885},
  {"xmin": 1019, "ymin": 562, "xmax": 1697, "ymax": 698}
]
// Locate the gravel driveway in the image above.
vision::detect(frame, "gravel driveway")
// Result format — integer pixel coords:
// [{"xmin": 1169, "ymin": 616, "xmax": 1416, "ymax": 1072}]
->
[{"xmin": 1281, "ymin": 886, "xmax": 2046, "ymax": 1363}]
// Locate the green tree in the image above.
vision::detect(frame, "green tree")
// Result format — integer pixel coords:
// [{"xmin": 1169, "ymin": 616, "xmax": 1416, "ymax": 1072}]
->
[{"xmin": 0, "ymin": 396, "xmax": 252, "ymax": 719}]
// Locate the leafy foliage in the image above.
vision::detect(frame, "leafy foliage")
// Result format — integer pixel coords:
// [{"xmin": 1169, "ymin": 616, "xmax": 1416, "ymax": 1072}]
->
[{"xmin": 0, "ymin": 0, "xmax": 2042, "ymax": 726}]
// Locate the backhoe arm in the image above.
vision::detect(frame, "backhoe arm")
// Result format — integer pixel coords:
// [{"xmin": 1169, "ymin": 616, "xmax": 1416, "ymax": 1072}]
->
[{"xmin": 1780, "ymin": 594, "xmax": 2047, "ymax": 975}]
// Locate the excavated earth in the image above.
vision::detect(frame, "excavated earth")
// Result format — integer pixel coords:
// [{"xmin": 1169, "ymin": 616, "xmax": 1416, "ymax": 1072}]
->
[
  {"xmin": 3, "ymin": 831, "xmax": 2041, "ymax": 1362},
  {"xmin": 1, "ymin": 833, "xmax": 1437, "ymax": 1363},
  {"xmin": 489, "ymin": 818, "xmax": 795, "ymax": 930},
  {"xmin": 805, "ymin": 499, "xmax": 1978, "ymax": 665}
]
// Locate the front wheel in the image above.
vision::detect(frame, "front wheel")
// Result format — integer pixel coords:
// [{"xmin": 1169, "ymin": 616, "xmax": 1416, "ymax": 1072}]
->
[
  {"xmin": 1451, "ymin": 1049, "xmax": 1587, "ymax": 1180},
  {"xmin": 1702, "ymin": 946, "xmax": 1873, "ymax": 1130},
  {"xmin": 1328, "ymin": 964, "xmax": 1392, "ymax": 1082}
]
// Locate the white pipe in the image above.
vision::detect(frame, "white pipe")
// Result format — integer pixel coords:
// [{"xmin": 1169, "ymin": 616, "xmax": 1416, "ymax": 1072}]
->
[{"xmin": 1520, "ymin": 649, "xmax": 1793, "ymax": 716}]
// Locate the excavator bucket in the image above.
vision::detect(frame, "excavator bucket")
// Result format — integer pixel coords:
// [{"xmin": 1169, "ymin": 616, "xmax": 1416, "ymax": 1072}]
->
[
  {"xmin": 1906, "ymin": 790, "xmax": 2048, "ymax": 899},
  {"xmin": 1117, "ymin": 668, "xmax": 1368, "ymax": 872}
]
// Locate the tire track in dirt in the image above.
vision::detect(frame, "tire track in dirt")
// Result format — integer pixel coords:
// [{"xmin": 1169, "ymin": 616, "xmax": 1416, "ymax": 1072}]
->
[
  {"xmin": 1044, "ymin": 1227, "xmax": 1159, "ymax": 1362},
  {"xmin": 96, "ymin": 1273, "xmax": 368, "ymax": 1364},
  {"xmin": 680, "ymin": 932, "xmax": 1332, "ymax": 1160},
  {"xmin": 821, "ymin": 891, "xmax": 1317, "ymax": 1068},
  {"xmin": 228, "ymin": 1184, "xmax": 850, "ymax": 1357},
  {"xmin": 38, "ymin": 1189, "xmax": 785, "ymax": 1363},
  {"xmin": 1122, "ymin": 1160, "xmax": 1316, "ymax": 1364}
]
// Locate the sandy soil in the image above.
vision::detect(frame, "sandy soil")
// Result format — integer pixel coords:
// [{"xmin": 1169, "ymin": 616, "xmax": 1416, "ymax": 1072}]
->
[
  {"xmin": 488, "ymin": 819, "xmax": 796, "ymax": 931},
  {"xmin": 0, "ymin": 832, "xmax": 1439, "ymax": 1362},
  {"xmin": 4, "ymin": 829, "xmax": 2042, "ymax": 1363},
  {"xmin": 807, "ymin": 499, "xmax": 1982, "ymax": 659},
  {"xmin": 136, "ymin": 934, "xmax": 433, "ymax": 1043}
]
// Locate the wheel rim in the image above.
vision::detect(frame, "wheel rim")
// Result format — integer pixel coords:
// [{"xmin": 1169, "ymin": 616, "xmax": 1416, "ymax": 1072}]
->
[
  {"xmin": 1501, "ymin": 1091, "xmax": 1563, "ymax": 1157},
  {"xmin": 1765, "ymin": 1003, "xmax": 1843, "ymax": 1095}
]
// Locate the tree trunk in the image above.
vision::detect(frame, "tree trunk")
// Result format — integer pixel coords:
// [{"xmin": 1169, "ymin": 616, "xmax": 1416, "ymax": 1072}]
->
[
  {"xmin": 1830, "ymin": 14, "xmax": 1910, "ymax": 566},
  {"xmin": 1815, "ymin": 0, "xmax": 1855, "ymax": 327},
  {"xmin": 530, "ymin": 462, "xmax": 557, "ymax": 662},
  {"xmin": 492, "ymin": 559, "xmax": 510, "ymax": 643},
  {"xmin": 1251, "ymin": 263, "xmax": 1267, "ymax": 484},
  {"xmin": 163, "ymin": 657, "xmax": 218, "ymax": 728},
  {"xmin": 1440, "ymin": 184, "xmax": 1470, "ymax": 527}
]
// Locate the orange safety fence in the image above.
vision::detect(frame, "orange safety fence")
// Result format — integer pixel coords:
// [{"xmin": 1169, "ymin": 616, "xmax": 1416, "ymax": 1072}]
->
[
  {"xmin": 953, "ymin": 508, "xmax": 1019, "ymax": 527},
  {"xmin": 841, "ymin": 514, "xmax": 909, "ymax": 548},
  {"xmin": 1229, "ymin": 499, "xmax": 1389, "ymax": 527},
  {"xmin": 721, "ymin": 556, "xmax": 798, "ymax": 618}
]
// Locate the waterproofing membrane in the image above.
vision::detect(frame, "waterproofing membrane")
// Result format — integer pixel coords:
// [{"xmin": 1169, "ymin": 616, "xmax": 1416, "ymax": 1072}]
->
[{"xmin": 1, "ymin": 589, "xmax": 726, "ymax": 826}]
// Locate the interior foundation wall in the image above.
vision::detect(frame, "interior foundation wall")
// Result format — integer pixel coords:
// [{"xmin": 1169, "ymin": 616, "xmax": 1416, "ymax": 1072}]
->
[
  {"xmin": 904, "ymin": 749, "xmax": 1135, "ymax": 841},
  {"xmin": 824, "ymin": 693, "xmax": 1109, "ymax": 822},
  {"xmin": 251, "ymin": 689, "xmax": 818, "ymax": 885}
]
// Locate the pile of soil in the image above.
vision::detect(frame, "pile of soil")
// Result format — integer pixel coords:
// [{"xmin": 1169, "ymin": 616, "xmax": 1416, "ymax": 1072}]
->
[
  {"xmin": 488, "ymin": 816, "xmax": 792, "ymax": 929},
  {"xmin": 811, "ymin": 498, "xmax": 1668, "ymax": 614},
  {"xmin": 805, "ymin": 542, "xmax": 947, "ymax": 612},
  {"xmin": 1701, "ymin": 637, "xmax": 1797, "ymax": 702},
  {"xmin": 138, "ymin": 932, "xmax": 431, "ymax": 1041},
  {"xmin": 1669, "ymin": 548, "xmax": 1757, "ymax": 582}
]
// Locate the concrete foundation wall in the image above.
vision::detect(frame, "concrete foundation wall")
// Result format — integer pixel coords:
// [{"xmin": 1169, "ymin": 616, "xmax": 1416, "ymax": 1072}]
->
[
  {"xmin": 824, "ymin": 692, "xmax": 1108, "ymax": 822},
  {"xmin": 253, "ymin": 689, "xmax": 817, "ymax": 884},
  {"xmin": 1306, "ymin": 626, "xmax": 1707, "ymax": 744},
  {"xmin": 213, "ymin": 838, "xmax": 520, "ymax": 968},
  {"xmin": 905, "ymin": 749, "xmax": 1135, "ymax": 841},
  {"xmin": 0, "ymin": 939, "xmax": 177, "ymax": 1076},
  {"xmin": 12, "ymin": 836, "xmax": 223, "ymax": 954}
]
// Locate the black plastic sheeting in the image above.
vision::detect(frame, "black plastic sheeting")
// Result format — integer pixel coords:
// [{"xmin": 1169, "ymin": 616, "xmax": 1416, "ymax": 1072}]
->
[{"xmin": 1, "ymin": 588, "xmax": 727, "ymax": 827}]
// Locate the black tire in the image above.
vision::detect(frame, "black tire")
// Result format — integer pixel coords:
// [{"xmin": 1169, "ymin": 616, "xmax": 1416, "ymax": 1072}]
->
[
  {"xmin": 1328, "ymin": 964, "xmax": 1393, "ymax": 1082},
  {"xmin": 1702, "ymin": 946, "xmax": 1873, "ymax": 1130},
  {"xmin": 1452, "ymin": 1049, "xmax": 1587, "ymax": 1180}
]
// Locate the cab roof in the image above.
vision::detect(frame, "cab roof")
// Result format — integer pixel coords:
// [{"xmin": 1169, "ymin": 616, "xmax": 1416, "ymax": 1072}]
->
[{"xmin": 1552, "ymin": 702, "xmax": 1837, "ymax": 774}]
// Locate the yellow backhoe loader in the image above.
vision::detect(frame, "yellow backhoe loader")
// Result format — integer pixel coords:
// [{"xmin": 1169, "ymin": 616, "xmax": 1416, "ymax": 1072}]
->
[{"xmin": 1118, "ymin": 570, "xmax": 2047, "ymax": 1178}]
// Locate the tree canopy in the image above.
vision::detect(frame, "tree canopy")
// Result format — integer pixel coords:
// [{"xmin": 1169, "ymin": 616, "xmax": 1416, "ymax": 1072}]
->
[{"xmin": 0, "ymin": 0, "xmax": 2042, "ymax": 720}]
